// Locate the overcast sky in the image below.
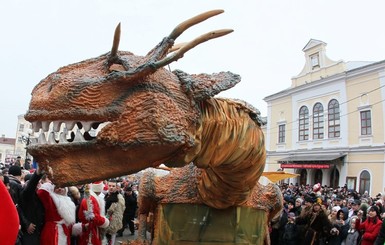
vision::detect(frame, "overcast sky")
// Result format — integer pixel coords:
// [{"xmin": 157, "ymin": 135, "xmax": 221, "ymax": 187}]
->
[{"xmin": 1, "ymin": 0, "xmax": 385, "ymax": 138}]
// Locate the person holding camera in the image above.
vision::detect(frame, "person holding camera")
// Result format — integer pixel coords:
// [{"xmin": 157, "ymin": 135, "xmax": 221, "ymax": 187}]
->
[{"xmin": 356, "ymin": 205, "xmax": 382, "ymax": 245}]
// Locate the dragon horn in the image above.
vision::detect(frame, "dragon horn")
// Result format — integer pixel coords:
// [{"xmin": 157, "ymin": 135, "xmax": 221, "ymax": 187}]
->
[
  {"xmin": 110, "ymin": 22, "xmax": 121, "ymax": 58},
  {"xmin": 168, "ymin": 9, "xmax": 224, "ymax": 40}
]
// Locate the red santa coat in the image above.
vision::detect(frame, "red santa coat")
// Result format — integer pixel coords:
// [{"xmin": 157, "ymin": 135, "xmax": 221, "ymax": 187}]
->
[
  {"xmin": 77, "ymin": 192, "xmax": 109, "ymax": 245},
  {"xmin": 0, "ymin": 181, "xmax": 19, "ymax": 245},
  {"xmin": 37, "ymin": 183, "xmax": 79, "ymax": 245}
]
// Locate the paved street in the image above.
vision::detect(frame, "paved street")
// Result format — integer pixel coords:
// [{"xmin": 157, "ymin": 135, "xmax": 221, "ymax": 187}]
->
[{"xmin": 115, "ymin": 229, "xmax": 138, "ymax": 244}]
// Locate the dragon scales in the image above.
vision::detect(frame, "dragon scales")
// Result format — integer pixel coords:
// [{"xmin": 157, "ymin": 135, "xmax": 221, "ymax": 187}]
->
[{"xmin": 25, "ymin": 10, "xmax": 283, "ymax": 244}]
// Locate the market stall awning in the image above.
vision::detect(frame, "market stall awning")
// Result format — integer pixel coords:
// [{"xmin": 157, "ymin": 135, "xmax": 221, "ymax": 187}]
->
[{"xmin": 261, "ymin": 171, "xmax": 300, "ymax": 183}]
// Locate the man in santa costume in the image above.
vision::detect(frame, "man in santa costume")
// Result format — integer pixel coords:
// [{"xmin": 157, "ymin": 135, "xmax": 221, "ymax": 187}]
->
[
  {"xmin": 37, "ymin": 182, "xmax": 82, "ymax": 245},
  {"xmin": 77, "ymin": 181, "xmax": 110, "ymax": 245}
]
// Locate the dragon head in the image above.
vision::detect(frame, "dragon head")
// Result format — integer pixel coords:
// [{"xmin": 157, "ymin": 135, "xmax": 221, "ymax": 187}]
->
[{"xmin": 25, "ymin": 10, "xmax": 241, "ymax": 186}]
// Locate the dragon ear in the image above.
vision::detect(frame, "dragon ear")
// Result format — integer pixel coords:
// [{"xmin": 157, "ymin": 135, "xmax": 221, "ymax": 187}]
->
[{"xmin": 173, "ymin": 69, "xmax": 241, "ymax": 101}]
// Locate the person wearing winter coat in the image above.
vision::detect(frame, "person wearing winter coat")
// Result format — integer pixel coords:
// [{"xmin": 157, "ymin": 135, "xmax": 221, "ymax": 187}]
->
[
  {"xmin": 77, "ymin": 183, "xmax": 109, "ymax": 245},
  {"xmin": 296, "ymin": 201, "xmax": 332, "ymax": 245},
  {"xmin": 374, "ymin": 216, "xmax": 385, "ymax": 245},
  {"xmin": 356, "ymin": 205, "xmax": 383, "ymax": 245},
  {"xmin": 19, "ymin": 168, "xmax": 47, "ymax": 245},
  {"xmin": 37, "ymin": 182, "xmax": 82, "ymax": 245},
  {"xmin": 342, "ymin": 216, "xmax": 360, "ymax": 245},
  {"xmin": 329, "ymin": 207, "xmax": 350, "ymax": 245},
  {"xmin": 117, "ymin": 186, "xmax": 138, "ymax": 237},
  {"xmin": 104, "ymin": 180, "xmax": 125, "ymax": 245},
  {"xmin": 282, "ymin": 212, "xmax": 298, "ymax": 245}
]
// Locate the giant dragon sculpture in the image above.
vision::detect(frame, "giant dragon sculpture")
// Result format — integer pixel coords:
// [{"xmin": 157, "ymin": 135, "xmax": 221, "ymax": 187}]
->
[{"xmin": 25, "ymin": 10, "xmax": 283, "ymax": 245}]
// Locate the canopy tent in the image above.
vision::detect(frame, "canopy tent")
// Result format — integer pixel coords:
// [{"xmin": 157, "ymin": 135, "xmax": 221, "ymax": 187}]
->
[{"xmin": 261, "ymin": 171, "xmax": 300, "ymax": 183}]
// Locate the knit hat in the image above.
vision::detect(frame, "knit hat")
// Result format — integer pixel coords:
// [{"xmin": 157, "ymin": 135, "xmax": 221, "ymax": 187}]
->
[
  {"xmin": 8, "ymin": 165, "xmax": 21, "ymax": 176},
  {"xmin": 92, "ymin": 181, "xmax": 104, "ymax": 193}
]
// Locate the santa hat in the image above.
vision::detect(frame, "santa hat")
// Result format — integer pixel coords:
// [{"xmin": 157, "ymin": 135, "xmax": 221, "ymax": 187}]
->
[
  {"xmin": 313, "ymin": 183, "xmax": 321, "ymax": 193},
  {"xmin": 0, "ymin": 181, "xmax": 19, "ymax": 244},
  {"xmin": 92, "ymin": 181, "xmax": 104, "ymax": 193}
]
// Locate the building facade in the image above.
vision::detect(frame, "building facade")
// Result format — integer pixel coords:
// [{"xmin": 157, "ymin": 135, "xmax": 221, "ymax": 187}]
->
[
  {"xmin": 15, "ymin": 114, "xmax": 33, "ymax": 161},
  {"xmin": 264, "ymin": 39, "xmax": 385, "ymax": 195},
  {"xmin": 0, "ymin": 136, "xmax": 16, "ymax": 165}
]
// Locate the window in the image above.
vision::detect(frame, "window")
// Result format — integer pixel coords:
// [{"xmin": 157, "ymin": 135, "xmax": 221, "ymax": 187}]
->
[
  {"xmin": 298, "ymin": 106, "xmax": 309, "ymax": 141},
  {"xmin": 328, "ymin": 99, "xmax": 340, "ymax": 138},
  {"xmin": 278, "ymin": 124, "xmax": 285, "ymax": 143},
  {"xmin": 330, "ymin": 168, "xmax": 340, "ymax": 188},
  {"xmin": 310, "ymin": 53, "xmax": 320, "ymax": 69},
  {"xmin": 314, "ymin": 169, "xmax": 323, "ymax": 185},
  {"xmin": 360, "ymin": 110, "xmax": 372, "ymax": 135},
  {"xmin": 313, "ymin": 103, "xmax": 324, "ymax": 139},
  {"xmin": 18, "ymin": 124, "xmax": 25, "ymax": 132},
  {"xmin": 359, "ymin": 170, "xmax": 370, "ymax": 195}
]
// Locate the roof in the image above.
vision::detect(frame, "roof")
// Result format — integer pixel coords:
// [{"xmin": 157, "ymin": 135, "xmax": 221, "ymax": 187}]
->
[
  {"xmin": 278, "ymin": 154, "xmax": 345, "ymax": 163},
  {"xmin": 0, "ymin": 137, "xmax": 16, "ymax": 145},
  {"xmin": 346, "ymin": 61, "xmax": 375, "ymax": 71}
]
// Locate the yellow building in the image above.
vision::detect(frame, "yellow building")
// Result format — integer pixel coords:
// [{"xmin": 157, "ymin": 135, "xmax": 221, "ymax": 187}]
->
[{"xmin": 264, "ymin": 39, "xmax": 385, "ymax": 195}]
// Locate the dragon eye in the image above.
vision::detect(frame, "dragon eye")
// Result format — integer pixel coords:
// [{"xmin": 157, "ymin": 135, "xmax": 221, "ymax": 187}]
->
[{"xmin": 47, "ymin": 83, "xmax": 53, "ymax": 93}]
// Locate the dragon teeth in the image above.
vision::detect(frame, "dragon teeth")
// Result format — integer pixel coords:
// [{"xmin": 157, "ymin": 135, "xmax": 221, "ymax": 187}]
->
[
  {"xmin": 28, "ymin": 121, "xmax": 110, "ymax": 145},
  {"xmin": 48, "ymin": 132, "xmax": 56, "ymax": 144},
  {"xmin": 73, "ymin": 130, "xmax": 85, "ymax": 142},
  {"xmin": 53, "ymin": 121, "xmax": 62, "ymax": 132},
  {"xmin": 41, "ymin": 121, "xmax": 50, "ymax": 132},
  {"xmin": 32, "ymin": 121, "xmax": 42, "ymax": 132},
  {"xmin": 38, "ymin": 132, "xmax": 47, "ymax": 144},
  {"xmin": 65, "ymin": 121, "xmax": 76, "ymax": 131},
  {"xmin": 82, "ymin": 121, "xmax": 92, "ymax": 132}
]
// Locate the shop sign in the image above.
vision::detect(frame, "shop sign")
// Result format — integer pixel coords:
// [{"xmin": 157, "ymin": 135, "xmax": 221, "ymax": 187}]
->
[{"xmin": 280, "ymin": 164, "xmax": 330, "ymax": 169}]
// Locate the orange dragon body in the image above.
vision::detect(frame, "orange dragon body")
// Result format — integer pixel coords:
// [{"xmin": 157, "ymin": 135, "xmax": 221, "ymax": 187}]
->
[{"xmin": 25, "ymin": 10, "xmax": 282, "ymax": 245}]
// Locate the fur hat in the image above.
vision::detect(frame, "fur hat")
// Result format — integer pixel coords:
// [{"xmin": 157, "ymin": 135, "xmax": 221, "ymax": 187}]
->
[
  {"xmin": 8, "ymin": 165, "xmax": 21, "ymax": 176},
  {"xmin": 92, "ymin": 181, "xmax": 104, "ymax": 193}
]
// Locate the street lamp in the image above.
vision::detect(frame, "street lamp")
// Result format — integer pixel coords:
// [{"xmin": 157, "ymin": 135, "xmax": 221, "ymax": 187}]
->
[{"xmin": 20, "ymin": 129, "xmax": 33, "ymax": 160}]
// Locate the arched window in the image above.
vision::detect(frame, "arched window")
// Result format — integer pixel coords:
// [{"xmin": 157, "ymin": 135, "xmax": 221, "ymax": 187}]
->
[
  {"xmin": 330, "ymin": 167, "xmax": 340, "ymax": 188},
  {"xmin": 359, "ymin": 170, "xmax": 371, "ymax": 195},
  {"xmin": 313, "ymin": 103, "xmax": 324, "ymax": 139},
  {"xmin": 314, "ymin": 169, "xmax": 323, "ymax": 185},
  {"xmin": 328, "ymin": 99, "xmax": 340, "ymax": 138},
  {"xmin": 299, "ymin": 106, "xmax": 309, "ymax": 141},
  {"xmin": 300, "ymin": 169, "xmax": 307, "ymax": 186}
]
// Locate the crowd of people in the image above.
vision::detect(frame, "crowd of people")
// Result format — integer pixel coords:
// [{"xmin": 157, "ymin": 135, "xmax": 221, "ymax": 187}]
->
[
  {"xmin": 2, "ymin": 159, "xmax": 385, "ymax": 245},
  {"xmin": 270, "ymin": 182, "xmax": 385, "ymax": 245},
  {"xmin": 0, "ymin": 162, "xmax": 138, "ymax": 245}
]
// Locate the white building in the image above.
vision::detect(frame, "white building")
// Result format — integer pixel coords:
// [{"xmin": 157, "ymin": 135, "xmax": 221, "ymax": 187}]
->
[{"xmin": 264, "ymin": 39, "xmax": 385, "ymax": 195}]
